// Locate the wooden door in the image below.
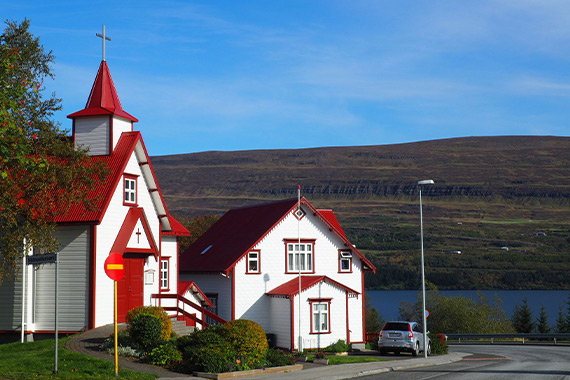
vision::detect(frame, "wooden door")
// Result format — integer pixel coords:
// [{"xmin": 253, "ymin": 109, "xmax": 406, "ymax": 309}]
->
[{"xmin": 117, "ymin": 257, "xmax": 144, "ymax": 322}]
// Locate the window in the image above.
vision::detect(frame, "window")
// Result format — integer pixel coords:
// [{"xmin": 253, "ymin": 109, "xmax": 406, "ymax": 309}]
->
[
  {"xmin": 124, "ymin": 175, "xmax": 137, "ymax": 205},
  {"xmin": 160, "ymin": 258, "xmax": 169, "ymax": 290},
  {"xmin": 339, "ymin": 250, "xmax": 352, "ymax": 273},
  {"xmin": 205, "ymin": 293, "xmax": 219, "ymax": 325},
  {"xmin": 310, "ymin": 299, "xmax": 331, "ymax": 334},
  {"xmin": 247, "ymin": 251, "xmax": 260, "ymax": 274},
  {"xmin": 285, "ymin": 240, "xmax": 315, "ymax": 273}
]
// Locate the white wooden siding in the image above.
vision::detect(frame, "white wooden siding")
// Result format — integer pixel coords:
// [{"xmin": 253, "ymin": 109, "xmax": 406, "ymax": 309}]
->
[
  {"xmin": 95, "ymin": 149, "xmax": 162, "ymax": 327},
  {"xmin": 231, "ymin": 208, "xmax": 364, "ymax": 346},
  {"xmin": 74, "ymin": 116, "xmax": 109, "ymax": 155},
  {"xmin": 34, "ymin": 226, "xmax": 90, "ymax": 331},
  {"xmin": 268, "ymin": 297, "xmax": 291, "ymax": 349},
  {"xmin": 179, "ymin": 273, "xmax": 232, "ymax": 321},
  {"xmin": 111, "ymin": 117, "xmax": 133, "ymax": 150}
]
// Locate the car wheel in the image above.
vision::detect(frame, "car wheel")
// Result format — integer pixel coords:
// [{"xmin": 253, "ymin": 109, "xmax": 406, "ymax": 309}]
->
[
  {"xmin": 427, "ymin": 342, "xmax": 432, "ymax": 356},
  {"xmin": 412, "ymin": 342, "xmax": 419, "ymax": 357}
]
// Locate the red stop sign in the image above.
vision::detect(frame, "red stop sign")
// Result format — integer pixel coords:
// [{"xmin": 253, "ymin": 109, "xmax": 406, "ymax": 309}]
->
[{"xmin": 104, "ymin": 252, "xmax": 124, "ymax": 281}]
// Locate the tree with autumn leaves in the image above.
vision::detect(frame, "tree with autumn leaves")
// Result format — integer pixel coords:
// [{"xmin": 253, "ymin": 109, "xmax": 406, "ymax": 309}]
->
[{"xmin": 0, "ymin": 20, "xmax": 107, "ymax": 283}]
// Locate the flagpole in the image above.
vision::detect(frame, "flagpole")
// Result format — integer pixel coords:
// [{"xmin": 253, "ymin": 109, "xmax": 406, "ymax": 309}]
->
[{"xmin": 297, "ymin": 185, "xmax": 302, "ymax": 352}]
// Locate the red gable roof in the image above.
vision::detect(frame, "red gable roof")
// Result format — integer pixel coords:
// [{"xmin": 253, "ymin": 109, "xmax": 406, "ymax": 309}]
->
[
  {"xmin": 54, "ymin": 131, "xmax": 188, "ymax": 236},
  {"xmin": 179, "ymin": 197, "xmax": 375, "ymax": 275},
  {"xmin": 267, "ymin": 275, "xmax": 359, "ymax": 297},
  {"xmin": 67, "ymin": 61, "xmax": 138, "ymax": 122},
  {"xmin": 178, "ymin": 281, "xmax": 213, "ymax": 308},
  {"xmin": 318, "ymin": 209, "xmax": 347, "ymax": 239},
  {"xmin": 179, "ymin": 198, "xmax": 298, "ymax": 274}
]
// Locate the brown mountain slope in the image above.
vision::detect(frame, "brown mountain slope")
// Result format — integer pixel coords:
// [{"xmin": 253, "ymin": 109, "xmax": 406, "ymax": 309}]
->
[{"xmin": 152, "ymin": 136, "xmax": 570, "ymax": 290}]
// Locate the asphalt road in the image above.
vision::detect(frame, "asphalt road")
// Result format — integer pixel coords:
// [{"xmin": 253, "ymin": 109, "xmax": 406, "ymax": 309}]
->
[{"xmin": 356, "ymin": 344, "xmax": 570, "ymax": 380}]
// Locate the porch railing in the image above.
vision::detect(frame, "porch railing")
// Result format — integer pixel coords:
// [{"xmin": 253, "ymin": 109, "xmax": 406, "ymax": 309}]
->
[{"xmin": 151, "ymin": 293, "xmax": 227, "ymax": 327}]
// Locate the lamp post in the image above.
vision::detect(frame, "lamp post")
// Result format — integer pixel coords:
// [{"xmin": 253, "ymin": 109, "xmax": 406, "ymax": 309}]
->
[{"xmin": 418, "ymin": 179, "xmax": 434, "ymax": 359}]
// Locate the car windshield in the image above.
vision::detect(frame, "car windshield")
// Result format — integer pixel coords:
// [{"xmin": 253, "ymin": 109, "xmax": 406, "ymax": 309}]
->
[{"xmin": 382, "ymin": 322, "xmax": 409, "ymax": 331}]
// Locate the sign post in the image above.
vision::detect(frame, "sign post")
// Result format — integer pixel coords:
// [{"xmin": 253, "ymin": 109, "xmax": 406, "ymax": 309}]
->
[{"xmin": 104, "ymin": 253, "xmax": 124, "ymax": 377}]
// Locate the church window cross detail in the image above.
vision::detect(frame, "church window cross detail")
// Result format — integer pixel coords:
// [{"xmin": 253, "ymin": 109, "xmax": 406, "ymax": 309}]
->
[{"xmin": 135, "ymin": 228, "xmax": 142, "ymax": 244}]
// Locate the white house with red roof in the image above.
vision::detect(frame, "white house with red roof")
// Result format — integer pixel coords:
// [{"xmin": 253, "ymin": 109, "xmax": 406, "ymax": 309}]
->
[
  {"xmin": 179, "ymin": 198, "xmax": 376, "ymax": 350},
  {"xmin": 0, "ymin": 59, "xmax": 202, "ymax": 339}
]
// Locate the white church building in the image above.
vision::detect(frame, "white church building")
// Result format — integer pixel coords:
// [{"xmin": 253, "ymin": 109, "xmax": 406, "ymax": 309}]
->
[{"xmin": 0, "ymin": 58, "xmax": 201, "ymax": 339}]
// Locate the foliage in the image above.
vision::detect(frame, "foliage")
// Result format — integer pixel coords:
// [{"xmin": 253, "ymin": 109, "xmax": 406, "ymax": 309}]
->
[
  {"xmin": 175, "ymin": 320, "xmax": 271, "ymax": 374},
  {"xmin": 399, "ymin": 285, "xmax": 514, "ymax": 334},
  {"xmin": 365, "ymin": 298, "xmax": 385, "ymax": 333},
  {"xmin": 126, "ymin": 306, "xmax": 172, "ymax": 341},
  {"xmin": 512, "ymin": 297, "xmax": 534, "ymax": 333},
  {"xmin": 222, "ymin": 319, "xmax": 268, "ymax": 364},
  {"xmin": 177, "ymin": 214, "xmax": 219, "ymax": 254},
  {"xmin": 147, "ymin": 344, "xmax": 182, "ymax": 366},
  {"xmin": 324, "ymin": 339, "xmax": 349, "ymax": 353},
  {"xmin": 264, "ymin": 348, "xmax": 295, "ymax": 367},
  {"xmin": 555, "ymin": 305, "xmax": 568, "ymax": 333},
  {"xmin": 536, "ymin": 304, "xmax": 550, "ymax": 333},
  {"xmin": 0, "ymin": 20, "xmax": 108, "ymax": 283},
  {"xmin": 128, "ymin": 313, "xmax": 164, "ymax": 351},
  {"xmin": 100, "ymin": 330, "xmax": 137, "ymax": 354},
  {"xmin": 0, "ymin": 336, "xmax": 155, "ymax": 379},
  {"xmin": 428, "ymin": 333, "xmax": 448, "ymax": 355},
  {"xmin": 314, "ymin": 351, "xmax": 326, "ymax": 359}
]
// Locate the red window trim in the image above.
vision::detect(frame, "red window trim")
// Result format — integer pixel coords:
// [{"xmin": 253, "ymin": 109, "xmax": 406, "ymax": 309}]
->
[
  {"xmin": 292, "ymin": 206, "xmax": 306, "ymax": 220},
  {"xmin": 246, "ymin": 250, "xmax": 261, "ymax": 274},
  {"xmin": 309, "ymin": 298, "xmax": 332, "ymax": 335},
  {"xmin": 123, "ymin": 174, "xmax": 138, "ymax": 206},
  {"xmin": 160, "ymin": 257, "xmax": 170, "ymax": 291},
  {"xmin": 338, "ymin": 250, "xmax": 353, "ymax": 273},
  {"xmin": 284, "ymin": 239, "xmax": 316, "ymax": 274}
]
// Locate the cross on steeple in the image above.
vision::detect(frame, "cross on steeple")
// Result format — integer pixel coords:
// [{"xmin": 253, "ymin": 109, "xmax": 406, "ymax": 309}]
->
[{"xmin": 96, "ymin": 25, "xmax": 112, "ymax": 61}]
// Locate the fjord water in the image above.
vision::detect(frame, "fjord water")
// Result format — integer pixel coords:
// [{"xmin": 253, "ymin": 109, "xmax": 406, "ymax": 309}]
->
[{"xmin": 368, "ymin": 289, "xmax": 570, "ymax": 325}]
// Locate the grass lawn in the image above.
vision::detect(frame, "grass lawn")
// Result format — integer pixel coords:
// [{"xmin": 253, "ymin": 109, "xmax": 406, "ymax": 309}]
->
[
  {"xmin": 307, "ymin": 354, "xmax": 387, "ymax": 365},
  {"xmin": 0, "ymin": 337, "xmax": 156, "ymax": 380}
]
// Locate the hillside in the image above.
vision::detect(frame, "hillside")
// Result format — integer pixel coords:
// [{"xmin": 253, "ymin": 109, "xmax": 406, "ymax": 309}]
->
[{"xmin": 151, "ymin": 136, "xmax": 570, "ymax": 290}]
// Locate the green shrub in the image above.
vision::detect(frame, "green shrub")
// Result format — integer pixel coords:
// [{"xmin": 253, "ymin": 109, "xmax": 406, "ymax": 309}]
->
[
  {"xmin": 324, "ymin": 339, "xmax": 349, "ymax": 353},
  {"xmin": 222, "ymin": 319, "xmax": 268, "ymax": 364},
  {"xmin": 428, "ymin": 333, "xmax": 448, "ymax": 355},
  {"xmin": 176, "ymin": 325, "xmax": 226, "ymax": 359},
  {"xmin": 264, "ymin": 348, "xmax": 295, "ymax": 367},
  {"xmin": 185, "ymin": 345, "xmax": 234, "ymax": 373},
  {"xmin": 148, "ymin": 344, "xmax": 183, "ymax": 366},
  {"xmin": 129, "ymin": 312, "xmax": 164, "ymax": 350},
  {"xmin": 101, "ymin": 330, "xmax": 135, "ymax": 351},
  {"xmin": 127, "ymin": 305, "xmax": 172, "ymax": 340}
]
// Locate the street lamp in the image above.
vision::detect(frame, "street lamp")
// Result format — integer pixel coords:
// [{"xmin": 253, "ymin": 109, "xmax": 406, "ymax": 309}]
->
[{"xmin": 418, "ymin": 179, "xmax": 434, "ymax": 359}]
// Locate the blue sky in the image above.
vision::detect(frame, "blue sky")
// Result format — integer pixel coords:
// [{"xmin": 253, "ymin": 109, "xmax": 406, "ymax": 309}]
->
[{"xmin": 4, "ymin": 1, "xmax": 570, "ymax": 156}]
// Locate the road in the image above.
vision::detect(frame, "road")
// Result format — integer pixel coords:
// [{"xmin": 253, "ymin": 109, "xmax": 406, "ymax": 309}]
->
[{"xmin": 356, "ymin": 344, "xmax": 570, "ymax": 380}]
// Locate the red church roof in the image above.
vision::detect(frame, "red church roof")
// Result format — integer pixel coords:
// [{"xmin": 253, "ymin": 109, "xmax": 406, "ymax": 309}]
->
[
  {"xmin": 267, "ymin": 275, "xmax": 359, "ymax": 297},
  {"xmin": 179, "ymin": 198, "xmax": 375, "ymax": 275},
  {"xmin": 67, "ymin": 61, "xmax": 138, "ymax": 122},
  {"xmin": 54, "ymin": 132, "xmax": 188, "ymax": 236}
]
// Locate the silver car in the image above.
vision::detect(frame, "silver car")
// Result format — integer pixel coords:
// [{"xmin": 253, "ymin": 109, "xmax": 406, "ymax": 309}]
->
[{"xmin": 378, "ymin": 321, "xmax": 431, "ymax": 356}]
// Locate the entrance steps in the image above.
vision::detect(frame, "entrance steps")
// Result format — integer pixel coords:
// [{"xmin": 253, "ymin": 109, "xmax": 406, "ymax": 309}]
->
[{"xmin": 171, "ymin": 318, "xmax": 195, "ymax": 337}]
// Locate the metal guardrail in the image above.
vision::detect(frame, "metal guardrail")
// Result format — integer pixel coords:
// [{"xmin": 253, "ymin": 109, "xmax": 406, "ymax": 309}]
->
[{"xmin": 446, "ymin": 333, "xmax": 570, "ymax": 345}]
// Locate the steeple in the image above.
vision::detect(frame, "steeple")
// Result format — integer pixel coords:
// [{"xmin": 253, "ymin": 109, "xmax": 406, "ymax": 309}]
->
[
  {"xmin": 68, "ymin": 61, "xmax": 137, "ymax": 122},
  {"xmin": 68, "ymin": 61, "xmax": 138, "ymax": 156}
]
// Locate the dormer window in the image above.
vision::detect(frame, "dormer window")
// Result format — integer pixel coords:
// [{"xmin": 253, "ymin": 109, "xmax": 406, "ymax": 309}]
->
[{"xmin": 124, "ymin": 175, "xmax": 137, "ymax": 205}]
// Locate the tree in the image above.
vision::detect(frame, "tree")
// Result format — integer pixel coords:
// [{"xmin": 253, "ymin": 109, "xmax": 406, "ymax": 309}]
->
[
  {"xmin": 365, "ymin": 297, "xmax": 385, "ymax": 333},
  {"xmin": 177, "ymin": 214, "xmax": 219, "ymax": 254},
  {"xmin": 398, "ymin": 284, "xmax": 513, "ymax": 334},
  {"xmin": 0, "ymin": 20, "xmax": 107, "ymax": 283},
  {"xmin": 555, "ymin": 305, "xmax": 568, "ymax": 333},
  {"xmin": 512, "ymin": 297, "xmax": 534, "ymax": 333},
  {"xmin": 536, "ymin": 304, "xmax": 550, "ymax": 333}
]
